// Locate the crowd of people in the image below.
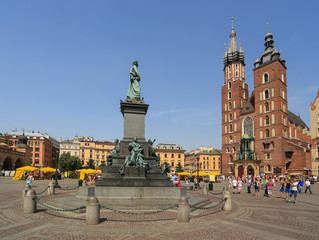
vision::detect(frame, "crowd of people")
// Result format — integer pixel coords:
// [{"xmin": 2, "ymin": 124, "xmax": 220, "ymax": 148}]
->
[{"xmin": 228, "ymin": 175, "xmax": 316, "ymax": 204}]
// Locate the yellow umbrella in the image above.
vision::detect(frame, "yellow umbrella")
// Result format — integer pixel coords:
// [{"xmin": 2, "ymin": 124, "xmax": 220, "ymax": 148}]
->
[
  {"xmin": 12, "ymin": 166, "xmax": 39, "ymax": 180},
  {"xmin": 40, "ymin": 167, "xmax": 59, "ymax": 172},
  {"xmin": 178, "ymin": 172, "xmax": 192, "ymax": 176},
  {"xmin": 191, "ymin": 171, "xmax": 209, "ymax": 176}
]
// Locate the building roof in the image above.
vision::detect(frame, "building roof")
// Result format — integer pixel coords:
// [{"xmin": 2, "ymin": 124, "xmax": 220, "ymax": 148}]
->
[
  {"xmin": 240, "ymin": 94, "xmax": 255, "ymax": 115},
  {"xmin": 288, "ymin": 110, "xmax": 309, "ymax": 130}
]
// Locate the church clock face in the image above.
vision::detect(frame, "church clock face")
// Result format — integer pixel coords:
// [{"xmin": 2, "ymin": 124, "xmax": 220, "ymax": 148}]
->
[{"xmin": 243, "ymin": 117, "xmax": 253, "ymax": 137}]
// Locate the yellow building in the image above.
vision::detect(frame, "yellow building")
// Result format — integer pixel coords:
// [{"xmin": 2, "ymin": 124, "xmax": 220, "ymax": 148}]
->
[
  {"xmin": 80, "ymin": 137, "xmax": 95, "ymax": 166},
  {"xmin": 184, "ymin": 147, "xmax": 222, "ymax": 174},
  {"xmin": 95, "ymin": 141, "xmax": 115, "ymax": 167},
  {"xmin": 310, "ymin": 91, "xmax": 319, "ymax": 176},
  {"xmin": 156, "ymin": 143, "xmax": 185, "ymax": 174}
]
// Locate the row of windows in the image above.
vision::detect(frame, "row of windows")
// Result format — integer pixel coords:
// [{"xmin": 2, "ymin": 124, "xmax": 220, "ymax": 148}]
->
[
  {"xmin": 260, "ymin": 88, "xmax": 286, "ymax": 101},
  {"xmin": 226, "ymin": 64, "xmax": 245, "ymax": 80},
  {"xmin": 225, "ymin": 123, "xmax": 237, "ymax": 133},
  {"xmin": 260, "ymin": 129, "xmax": 275, "ymax": 138},
  {"xmin": 161, "ymin": 153, "xmax": 182, "ymax": 158},
  {"xmin": 262, "ymin": 72, "xmax": 285, "ymax": 84}
]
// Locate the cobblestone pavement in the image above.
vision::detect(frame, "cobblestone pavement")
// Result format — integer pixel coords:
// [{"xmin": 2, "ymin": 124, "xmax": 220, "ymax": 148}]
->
[{"xmin": 0, "ymin": 177, "xmax": 318, "ymax": 240}]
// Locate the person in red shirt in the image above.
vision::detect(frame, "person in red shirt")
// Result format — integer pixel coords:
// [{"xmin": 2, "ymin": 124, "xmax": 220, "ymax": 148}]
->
[{"xmin": 266, "ymin": 178, "xmax": 274, "ymax": 197}]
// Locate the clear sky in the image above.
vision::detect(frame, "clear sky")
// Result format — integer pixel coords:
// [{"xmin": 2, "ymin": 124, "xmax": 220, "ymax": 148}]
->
[{"xmin": 1, "ymin": 1, "xmax": 318, "ymax": 152}]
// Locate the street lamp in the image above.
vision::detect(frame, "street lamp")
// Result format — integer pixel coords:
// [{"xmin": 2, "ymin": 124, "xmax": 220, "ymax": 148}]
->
[
  {"xmin": 54, "ymin": 150, "xmax": 60, "ymax": 188},
  {"xmin": 196, "ymin": 155, "xmax": 200, "ymax": 189}
]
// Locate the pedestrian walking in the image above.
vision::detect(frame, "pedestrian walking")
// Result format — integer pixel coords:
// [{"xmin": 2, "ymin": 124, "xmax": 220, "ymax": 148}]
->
[
  {"xmin": 232, "ymin": 178, "xmax": 238, "ymax": 194},
  {"xmin": 289, "ymin": 178, "xmax": 298, "ymax": 203},
  {"xmin": 304, "ymin": 178, "xmax": 313, "ymax": 194},
  {"xmin": 254, "ymin": 179, "xmax": 260, "ymax": 197},
  {"xmin": 285, "ymin": 179, "xmax": 291, "ymax": 201},
  {"xmin": 279, "ymin": 178, "xmax": 285, "ymax": 199},
  {"xmin": 247, "ymin": 178, "xmax": 252, "ymax": 194},
  {"xmin": 266, "ymin": 178, "xmax": 274, "ymax": 197},
  {"xmin": 298, "ymin": 178, "xmax": 303, "ymax": 194}
]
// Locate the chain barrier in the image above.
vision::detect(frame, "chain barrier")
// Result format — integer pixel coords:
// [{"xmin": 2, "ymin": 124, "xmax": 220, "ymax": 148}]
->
[
  {"xmin": 59, "ymin": 186, "xmax": 78, "ymax": 191},
  {"xmin": 35, "ymin": 198, "xmax": 86, "ymax": 212},
  {"xmin": 101, "ymin": 204, "xmax": 178, "ymax": 215},
  {"xmin": 209, "ymin": 190, "xmax": 223, "ymax": 195},
  {"xmin": 36, "ymin": 186, "xmax": 49, "ymax": 195},
  {"xmin": 189, "ymin": 198, "xmax": 226, "ymax": 210}
]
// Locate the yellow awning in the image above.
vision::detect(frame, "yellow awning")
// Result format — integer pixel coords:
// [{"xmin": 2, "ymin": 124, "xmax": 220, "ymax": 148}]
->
[
  {"xmin": 178, "ymin": 172, "xmax": 192, "ymax": 176},
  {"xmin": 12, "ymin": 166, "xmax": 39, "ymax": 180},
  {"xmin": 40, "ymin": 167, "xmax": 59, "ymax": 172}
]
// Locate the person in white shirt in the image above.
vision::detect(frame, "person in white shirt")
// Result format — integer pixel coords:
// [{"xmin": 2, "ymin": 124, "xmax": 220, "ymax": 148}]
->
[
  {"xmin": 305, "ymin": 178, "xmax": 312, "ymax": 194},
  {"xmin": 289, "ymin": 178, "xmax": 298, "ymax": 203},
  {"xmin": 232, "ymin": 178, "xmax": 238, "ymax": 194}
]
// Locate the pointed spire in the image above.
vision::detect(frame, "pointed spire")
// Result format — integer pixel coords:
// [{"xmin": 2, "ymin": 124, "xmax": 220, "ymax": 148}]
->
[
  {"xmin": 224, "ymin": 43, "xmax": 227, "ymax": 57},
  {"xmin": 229, "ymin": 17, "xmax": 237, "ymax": 53}
]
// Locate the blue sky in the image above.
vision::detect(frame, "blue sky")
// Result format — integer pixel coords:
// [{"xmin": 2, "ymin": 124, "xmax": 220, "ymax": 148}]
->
[{"xmin": 1, "ymin": 1, "xmax": 318, "ymax": 152}]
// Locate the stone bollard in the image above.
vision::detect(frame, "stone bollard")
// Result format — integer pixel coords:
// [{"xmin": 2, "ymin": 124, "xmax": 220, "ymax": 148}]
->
[
  {"xmin": 48, "ymin": 180, "xmax": 55, "ymax": 195},
  {"xmin": 177, "ymin": 196, "xmax": 190, "ymax": 223},
  {"xmin": 22, "ymin": 184, "xmax": 31, "ymax": 200},
  {"xmin": 24, "ymin": 190, "xmax": 37, "ymax": 214},
  {"xmin": 202, "ymin": 183, "xmax": 208, "ymax": 195},
  {"xmin": 86, "ymin": 197, "xmax": 100, "ymax": 225},
  {"xmin": 223, "ymin": 190, "xmax": 232, "ymax": 211}
]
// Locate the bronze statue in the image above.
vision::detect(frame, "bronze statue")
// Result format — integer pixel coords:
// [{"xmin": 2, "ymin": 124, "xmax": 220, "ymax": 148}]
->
[
  {"xmin": 107, "ymin": 139, "xmax": 120, "ymax": 166},
  {"xmin": 119, "ymin": 137, "xmax": 148, "ymax": 174},
  {"xmin": 127, "ymin": 61, "xmax": 141, "ymax": 99},
  {"xmin": 148, "ymin": 139, "xmax": 161, "ymax": 168}
]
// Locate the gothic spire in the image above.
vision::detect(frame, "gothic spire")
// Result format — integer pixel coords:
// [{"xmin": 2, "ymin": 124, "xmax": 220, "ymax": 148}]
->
[{"xmin": 223, "ymin": 17, "xmax": 244, "ymax": 67}]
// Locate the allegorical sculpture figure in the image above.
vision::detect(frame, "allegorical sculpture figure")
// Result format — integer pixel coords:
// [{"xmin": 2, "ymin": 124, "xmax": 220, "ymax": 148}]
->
[
  {"xmin": 127, "ymin": 60, "xmax": 141, "ymax": 99},
  {"xmin": 148, "ymin": 139, "xmax": 161, "ymax": 169},
  {"xmin": 119, "ymin": 137, "xmax": 148, "ymax": 175},
  {"xmin": 107, "ymin": 139, "xmax": 120, "ymax": 166}
]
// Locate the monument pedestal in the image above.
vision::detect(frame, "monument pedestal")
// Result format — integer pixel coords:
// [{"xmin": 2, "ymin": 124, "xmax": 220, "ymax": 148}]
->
[{"xmin": 77, "ymin": 94, "xmax": 187, "ymax": 209}]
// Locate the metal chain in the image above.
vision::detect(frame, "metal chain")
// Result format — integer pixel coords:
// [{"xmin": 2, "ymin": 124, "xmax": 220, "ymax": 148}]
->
[
  {"xmin": 36, "ymin": 186, "xmax": 49, "ymax": 195},
  {"xmin": 209, "ymin": 190, "xmax": 223, "ymax": 195},
  {"xmin": 189, "ymin": 198, "xmax": 226, "ymax": 210},
  {"xmin": 101, "ymin": 204, "xmax": 178, "ymax": 215},
  {"xmin": 35, "ymin": 198, "xmax": 86, "ymax": 212},
  {"xmin": 59, "ymin": 186, "xmax": 78, "ymax": 191}
]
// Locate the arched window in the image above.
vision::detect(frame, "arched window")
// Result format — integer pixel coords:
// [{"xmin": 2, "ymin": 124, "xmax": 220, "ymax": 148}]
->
[
  {"xmin": 230, "ymin": 124, "xmax": 233, "ymax": 132},
  {"xmin": 229, "ymin": 113, "xmax": 233, "ymax": 121},
  {"xmin": 267, "ymin": 164, "xmax": 271, "ymax": 172},
  {"xmin": 266, "ymin": 129, "xmax": 270, "ymax": 138},
  {"xmin": 229, "ymin": 102, "xmax": 232, "ymax": 110},
  {"xmin": 228, "ymin": 81, "xmax": 231, "ymax": 89},
  {"xmin": 265, "ymin": 116, "xmax": 270, "ymax": 125},
  {"xmin": 265, "ymin": 90, "xmax": 270, "ymax": 99},
  {"xmin": 230, "ymin": 155, "xmax": 233, "ymax": 162},
  {"xmin": 264, "ymin": 73, "xmax": 269, "ymax": 83},
  {"xmin": 265, "ymin": 102, "xmax": 269, "ymax": 112},
  {"xmin": 229, "ymin": 136, "xmax": 233, "ymax": 143},
  {"xmin": 232, "ymin": 147, "xmax": 236, "ymax": 153},
  {"xmin": 243, "ymin": 117, "xmax": 254, "ymax": 137},
  {"xmin": 228, "ymin": 92, "xmax": 232, "ymax": 99}
]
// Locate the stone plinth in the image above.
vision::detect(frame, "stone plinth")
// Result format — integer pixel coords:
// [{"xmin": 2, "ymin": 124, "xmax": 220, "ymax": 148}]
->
[
  {"xmin": 77, "ymin": 186, "xmax": 186, "ymax": 210},
  {"xmin": 120, "ymin": 100, "xmax": 149, "ymax": 142}
]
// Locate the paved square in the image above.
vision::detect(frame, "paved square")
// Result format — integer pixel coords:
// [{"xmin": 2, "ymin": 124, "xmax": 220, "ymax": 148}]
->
[{"xmin": 1, "ymin": 177, "xmax": 318, "ymax": 240}]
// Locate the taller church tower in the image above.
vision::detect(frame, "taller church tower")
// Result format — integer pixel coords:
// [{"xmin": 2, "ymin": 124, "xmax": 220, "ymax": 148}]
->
[{"xmin": 221, "ymin": 18, "xmax": 248, "ymax": 175}]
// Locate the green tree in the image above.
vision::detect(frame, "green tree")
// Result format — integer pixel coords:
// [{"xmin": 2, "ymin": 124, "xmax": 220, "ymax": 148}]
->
[
  {"xmin": 162, "ymin": 162, "xmax": 171, "ymax": 174},
  {"xmin": 99, "ymin": 161, "xmax": 106, "ymax": 168},
  {"xmin": 175, "ymin": 162, "xmax": 184, "ymax": 173},
  {"xmin": 58, "ymin": 152, "xmax": 82, "ymax": 176},
  {"xmin": 87, "ymin": 159, "xmax": 95, "ymax": 169}
]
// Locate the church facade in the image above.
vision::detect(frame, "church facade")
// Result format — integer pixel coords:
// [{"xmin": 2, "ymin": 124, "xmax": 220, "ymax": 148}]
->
[{"xmin": 221, "ymin": 20, "xmax": 311, "ymax": 177}]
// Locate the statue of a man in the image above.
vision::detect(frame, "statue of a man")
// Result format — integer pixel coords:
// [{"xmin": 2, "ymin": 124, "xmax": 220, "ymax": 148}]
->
[{"xmin": 127, "ymin": 61, "xmax": 141, "ymax": 99}]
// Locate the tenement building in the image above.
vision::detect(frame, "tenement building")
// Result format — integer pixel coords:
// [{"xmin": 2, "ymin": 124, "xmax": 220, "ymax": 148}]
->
[
  {"xmin": 221, "ymin": 20, "xmax": 311, "ymax": 177},
  {"xmin": 310, "ymin": 91, "xmax": 319, "ymax": 176},
  {"xmin": 184, "ymin": 147, "xmax": 221, "ymax": 174},
  {"xmin": 156, "ymin": 143, "xmax": 185, "ymax": 174},
  {"xmin": 8, "ymin": 131, "xmax": 59, "ymax": 168}
]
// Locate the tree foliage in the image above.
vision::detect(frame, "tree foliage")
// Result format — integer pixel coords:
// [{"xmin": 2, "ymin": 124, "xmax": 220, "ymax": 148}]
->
[
  {"xmin": 87, "ymin": 159, "xmax": 95, "ymax": 169},
  {"xmin": 58, "ymin": 152, "xmax": 82, "ymax": 173},
  {"xmin": 175, "ymin": 162, "xmax": 184, "ymax": 173}
]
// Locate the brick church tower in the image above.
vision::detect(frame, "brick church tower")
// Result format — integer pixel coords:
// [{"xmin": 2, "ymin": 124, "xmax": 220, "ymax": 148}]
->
[
  {"xmin": 253, "ymin": 26, "xmax": 289, "ymax": 173},
  {"xmin": 221, "ymin": 21, "xmax": 311, "ymax": 177},
  {"xmin": 221, "ymin": 18, "xmax": 248, "ymax": 175}
]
